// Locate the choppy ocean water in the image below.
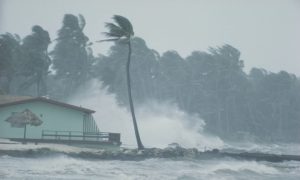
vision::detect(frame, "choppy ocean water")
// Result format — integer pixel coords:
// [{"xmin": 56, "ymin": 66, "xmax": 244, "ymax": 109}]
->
[
  {"xmin": 1, "ymin": 153, "xmax": 300, "ymax": 180},
  {"xmin": 0, "ymin": 141, "xmax": 300, "ymax": 180}
]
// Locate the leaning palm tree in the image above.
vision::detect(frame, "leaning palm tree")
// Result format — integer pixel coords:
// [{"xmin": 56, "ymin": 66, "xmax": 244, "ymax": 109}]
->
[{"xmin": 99, "ymin": 15, "xmax": 144, "ymax": 150}]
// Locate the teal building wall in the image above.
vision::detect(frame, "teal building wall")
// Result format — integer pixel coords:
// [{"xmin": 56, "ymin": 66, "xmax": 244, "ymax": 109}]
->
[{"xmin": 0, "ymin": 101, "xmax": 93, "ymax": 139}]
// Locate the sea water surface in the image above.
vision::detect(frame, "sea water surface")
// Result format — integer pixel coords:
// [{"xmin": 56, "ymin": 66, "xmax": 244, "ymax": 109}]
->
[{"xmin": 0, "ymin": 143, "xmax": 300, "ymax": 180}]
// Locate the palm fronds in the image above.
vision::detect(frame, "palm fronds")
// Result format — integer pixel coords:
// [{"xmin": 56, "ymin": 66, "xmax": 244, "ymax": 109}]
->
[
  {"xmin": 99, "ymin": 15, "xmax": 134, "ymax": 43},
  {"xmin": 103, "ymin": 23, "xmax": 125, "ymax": 38},
  {"xmin": 112, "ymin": 15, "xmax": 134, "ymax": 37},
  {"xmin": 96, "ymin": 38, "xmax": 120, "ymax": 43},
  {"xmin": 78, "ymin": 14, "xmax": 86, "ymax": 30}
]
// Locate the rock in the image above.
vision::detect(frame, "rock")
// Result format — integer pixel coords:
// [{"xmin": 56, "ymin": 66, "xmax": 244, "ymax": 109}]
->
[{"xmin": 1, "ymin": 146, "xmax": 300, "ymax": 162}]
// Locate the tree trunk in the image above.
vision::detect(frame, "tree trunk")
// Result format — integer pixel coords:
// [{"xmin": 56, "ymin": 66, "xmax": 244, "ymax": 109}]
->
[
  {"xmin": 37, "ymin": 75, "xmax": 41, "ymax": 97},
  {"xmin": 23, "ymin": 124, "xmax": 27, "ymax": 142},
  {"xmin": 127, "ymin": 40, "xmax": 144, "ymax": 150}
]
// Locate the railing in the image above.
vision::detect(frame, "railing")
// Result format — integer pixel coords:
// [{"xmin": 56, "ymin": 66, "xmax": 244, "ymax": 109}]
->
[{"xmin": 41, "ymin": 130, "xmax": 121, "ymax": 144}]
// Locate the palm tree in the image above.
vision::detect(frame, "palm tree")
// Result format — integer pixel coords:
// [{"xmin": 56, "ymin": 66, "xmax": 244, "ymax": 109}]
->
[
  {"xmin": 0, "ymin": 33, "xmax": 21, "ymax": 93},
  {"xmin": 20, "ymin": 25, "xmax": 51, "ymax": 96},
  {"xmin": 100, "ymin": 15, "xmax": 144, "ymax": 150}
]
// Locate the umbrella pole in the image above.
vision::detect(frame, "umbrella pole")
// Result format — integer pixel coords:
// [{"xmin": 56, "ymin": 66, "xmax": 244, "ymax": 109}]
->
[{"xmin": 23, "ymin": 124, "xmax": 27, "ymax": 144}]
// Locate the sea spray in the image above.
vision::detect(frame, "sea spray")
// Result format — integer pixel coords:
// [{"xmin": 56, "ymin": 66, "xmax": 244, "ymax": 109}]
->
[
  {"xmin": 135, "ymin": 101, "xmax": 224, "ymax": 150},
  {"xmin": 69, "ymin": 80, "xmax": 224, "ymax": 150},
  {"xmin": 3, "ymin": 153, "xmax": 297, "ymax": 180}
]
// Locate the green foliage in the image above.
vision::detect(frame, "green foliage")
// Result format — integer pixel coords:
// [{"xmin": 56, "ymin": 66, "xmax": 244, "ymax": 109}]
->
[
  {"xmin": 101, "ymin": 15, "xmax": 134, "ymax": 42},
  {"xmin": 51, "ymin": 14, "xmax": 91, "ymax": 99},
  {"xmin": 1, "ymin": 14, "xmax": 300, "ymax": 143},
  {"xmin": 19, "ymin": 25, "xmax": 51, "ymax": 96},
  {"xmin": 0, "ymin": 33, "xmax": 22, "ymax": 93},
  {"xmin": 93, "ymin": 41, "xmax": 300, "ymax": 142}
]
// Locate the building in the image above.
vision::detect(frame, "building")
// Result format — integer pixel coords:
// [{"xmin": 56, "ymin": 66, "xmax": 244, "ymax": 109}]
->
[{"xmin": 0, "ymin": 95, "xmax": 120, "ymax": 146}]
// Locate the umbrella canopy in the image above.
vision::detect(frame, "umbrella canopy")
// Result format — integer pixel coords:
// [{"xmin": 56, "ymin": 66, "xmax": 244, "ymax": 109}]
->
[
  {"xmin": 5, "ymin": 109, "xmax": 43, "ymax": 127},
  {"xmin": 5, "ymin": 112, "xmax": 26, "ymax": 127}
]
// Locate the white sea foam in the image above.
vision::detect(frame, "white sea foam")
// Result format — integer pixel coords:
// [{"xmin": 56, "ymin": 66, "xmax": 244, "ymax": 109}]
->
[
  {"xmin": 223, "ymin": 142, "xmax": 300, "ymax": 155},
  {"xmin": 69, "ymin": 80, "xmax": 224, "ymax": 150},
  {"xmin": 1, "ymin": 155, "xmax": 299, "ymax": 180},
  {"xmin": 207, "ymin": 160, "xmax": 279, "ymax": 174}
]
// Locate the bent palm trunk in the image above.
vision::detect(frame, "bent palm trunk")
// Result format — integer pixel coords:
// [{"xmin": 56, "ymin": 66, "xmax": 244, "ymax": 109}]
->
[{"xmin": 126, "ymin": 40, "xmax": 144, "ymax": 150}]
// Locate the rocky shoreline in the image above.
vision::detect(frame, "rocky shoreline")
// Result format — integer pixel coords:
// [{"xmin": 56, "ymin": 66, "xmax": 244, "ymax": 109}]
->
[{"xmin": 1, "ymin": 146, "xmax": 300, "ymax": 162}]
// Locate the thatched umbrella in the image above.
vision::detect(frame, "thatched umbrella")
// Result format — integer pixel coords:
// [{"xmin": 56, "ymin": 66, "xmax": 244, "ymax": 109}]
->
[{"xmin": 5, "ymin": 109, "xmax": 43, "ymax": 140}]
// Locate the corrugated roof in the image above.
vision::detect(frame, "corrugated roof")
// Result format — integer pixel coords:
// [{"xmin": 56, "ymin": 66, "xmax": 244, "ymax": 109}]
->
[{"xmin": 0, "ymin": 95, "xmax": 95, "ymax": 114}]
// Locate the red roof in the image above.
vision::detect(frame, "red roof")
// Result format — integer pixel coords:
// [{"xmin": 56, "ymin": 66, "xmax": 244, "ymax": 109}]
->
[{"xmin": 0, "ymin": 96, "xmax": 95, "ymax": 114}]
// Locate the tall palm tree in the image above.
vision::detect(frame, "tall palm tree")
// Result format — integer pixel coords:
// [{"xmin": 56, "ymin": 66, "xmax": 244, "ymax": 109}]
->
[{"xmin": 100, "ymin": 15, "xmax": 144, "ymax": 150}]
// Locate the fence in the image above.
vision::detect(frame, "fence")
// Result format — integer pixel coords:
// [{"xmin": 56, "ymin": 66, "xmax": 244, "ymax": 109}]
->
[{"xmin": 41, "ymin": 130, "xmax": 121, "ymax": 144}]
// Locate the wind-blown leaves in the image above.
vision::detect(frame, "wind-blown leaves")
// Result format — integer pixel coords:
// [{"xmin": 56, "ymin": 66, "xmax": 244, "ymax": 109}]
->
[
  {"xmin": 78, "ymin": 14, "xmax": 86, "ymax": 30},
  {"xmin": 51, "ymin": 14, "xmax": 91, "ymax": 100},
  {"xmin": 0, "ymin": 33, "xmax": 21, "ymax": 93},
  {"xmin": 96, "ymin": 38, "xmax": 120, "ymax": 43},
  {"xmin": 20, "ymin": 25, "xmax": 51, "ymax": 96},
  {"xmin": 104, "ymin": 23, "xmax": 125, "ymax": 38},
  {"xmin": 112, "ymin": 15, "xmax": 134, "ymax": 37},
  {"xmin": 99, "ymin": 15, "xmax": 134, "ymax": 43}
]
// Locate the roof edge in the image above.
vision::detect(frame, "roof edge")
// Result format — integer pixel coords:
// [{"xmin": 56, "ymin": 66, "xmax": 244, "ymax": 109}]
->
[{"xmin": 0, "ymin": 96, "xmax": 95, "ymax": 114}]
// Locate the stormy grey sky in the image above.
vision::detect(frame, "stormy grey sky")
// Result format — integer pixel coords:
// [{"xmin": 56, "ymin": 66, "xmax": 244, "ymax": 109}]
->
[{"xmin": 0, "ymin": 0, "xmax": 299, "ymax": 75}]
